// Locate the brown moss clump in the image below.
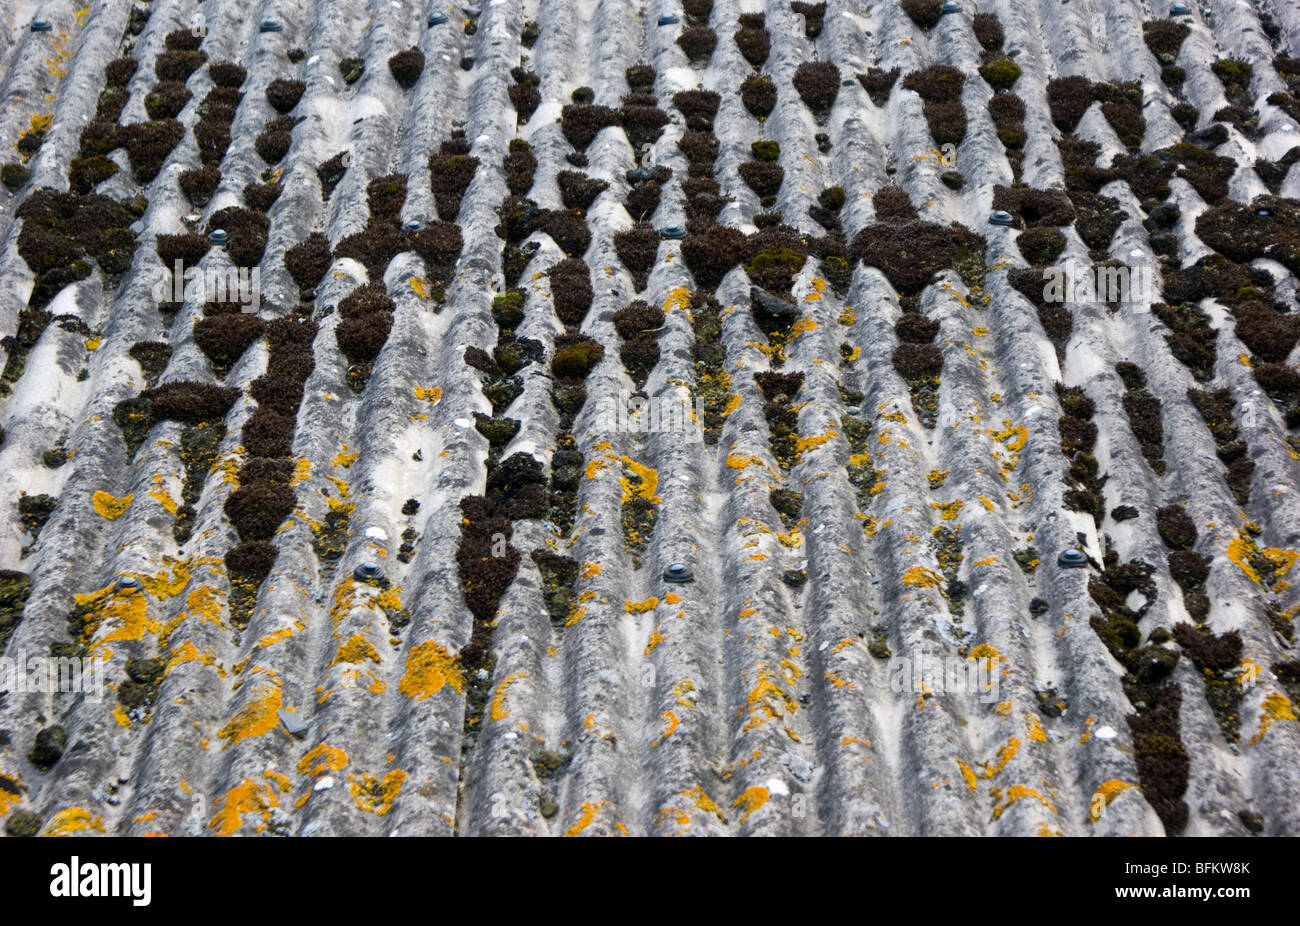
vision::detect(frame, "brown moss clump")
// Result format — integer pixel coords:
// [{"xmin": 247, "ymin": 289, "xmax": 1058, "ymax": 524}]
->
[
  {"xmin": 683, "ymin": 223, "xmax": 746, "ymax": 290},
  {"xmin": 504, "ymin": 139, "xmax": 537, "ymax": 195},
  {"xmin": 194, "ymin": 120, "xmax": 231, "ymax": 168},
  {"xmin": 121, "ymin": 119, "xmax": 185, "ymax": 181},
  {"xmin": 208, "ymin": 60, "xmax": 246, "ymax": 88},
  {"xmin": 735, "ymin": 14, "xmax": 770, "ymax": 68},
  {"xmin": 873, "ymin": 186, "xmax": 918, "ymax": 223},
  {"xmin": 858, "ymin": 68, "xmax": 900, "ymax": 107},
  {"xmin": 509, "ymin": 70, "xmax": 541, "ymax": 124},
  {"xmin": 241, "ymin": 407, "xmax": 296, "ymax": 458},
  {"xmin": 207, "ymin": 206, "xmax": 270, "ymax": 269},
  {"xmin": 557, "ymin": 171, "xmax": 609, "ymax": 211},
  {"xmin": 791, "ymin": 2, "xmax": 826, "ymax": 38},
  {"xmin": 1016, "ymin": 227, "xmax": 1066, "ymax": 265},
  {"xmin": 239, "ymin": 183, "xmax": 280, "ymax": 214},
  {"xmin": 793, "ymin": 62, "xmax": 840, "ymax": 121},
  {"xmin": 178, "ymin": 166, "xmax": 220, "ymax": 206},
  {"xmin": 1143, "ymin": 20, "xmax": 1189, "ymax": 60},
  {"xmin": 156, "ymin": 233, "xmax": 211, "ymax": 267},
  {"xmin": 901, "ymin": 0, "xmax": 943, "ymax": 29},
  {"xmin": 903, "ymin": 65, "xmax": 967, "ymax": 143},
  {"xmin": 144, "ymin": 81, "xmax": 192, "ymax": 120},
  {"xmin": 429, "ymin": 145, "xmax": 479, "ymax": 221},
  {"xmin": 225, "ymin": 480, "xmax": 296, "ymax": 541},
  {"xmin": 549, "ymin": 259, "xmax": 594, "ymax": 326},
  {"xmin": 105, "ymin": 56, "xmax": 138, "ymax": 86},
  {"xmin": 1047, "ymin": 76, "xmax": 1093, "ymax": 133},
  {"xmin": 538, "ymin": 209, "xmax": 591, "ymax": 257},
  {"xmin": 561, "ymin": 104, "xmax": 620, "ymax": 150},
  {"xmin": 973, "ymin": 13, "xmax": 1004, "ymax": 52},
  {"xmin": 614, "ymin": 222, "xmax": 658, "ymax": 289},
  {"xmin": 740, "ymin": 75, "xmax": 776, "ymax": 120},
  {"xmin": 1116, "ymin": 362, "xmax": 1166, "ymax": 475},
  {"xmin": 194, "ymin": 313, "xmax": 265, "ymax": 373},
  {"xmin": 677, "ymin": 25, "xmax": 717, "ymax": 64},
  {"xmin": 851, "ymin": 221, "xmax": 956, "ymax": 295},
  {"xmin": 673, "ymin": 90, "xmax": 721, "ymax": 132},
  {"xmin": 225, "ymin": 541, "xmax": 278, "ymax": 580},
  {"xmin": 154, "ymin": 49, "xmax": 207, "ymax": 83},
  {"xmin": 738, "ymin": 160, "xmax": 784, "ymax": 206},
  {"xmin": 283, "ymin": 233, "xmax": 333, "ymax": 295},
  {"xmin": 266, "ymin": 78, "xmax": 306, "ymax": 113},
  {"xmin": 144, "ymin": 381, "xmax": 240, "ymax": 425},
  {"xmin": 388, "ymin": 47, "xmax": 425, "ymax": 89},
  {"xmin": 254, "ymin": 114, "xmax": 294, "ymax": 164}
]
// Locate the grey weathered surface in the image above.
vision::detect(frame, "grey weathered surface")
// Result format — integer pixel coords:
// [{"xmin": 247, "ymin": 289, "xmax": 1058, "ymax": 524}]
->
[{"xmin": 0, "ymin": 0, "xmax": 1298, "ymax": 837}]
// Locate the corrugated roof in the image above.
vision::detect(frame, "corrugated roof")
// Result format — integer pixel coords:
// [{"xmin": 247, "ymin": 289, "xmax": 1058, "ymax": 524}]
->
[{"xmin": 0, "ymin": 0, "xmax": 1299, "ymax": 837}]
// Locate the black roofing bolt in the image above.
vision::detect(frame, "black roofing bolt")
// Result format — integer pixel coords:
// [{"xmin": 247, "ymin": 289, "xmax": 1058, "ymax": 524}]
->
[
  {"xmin": 209, "ymin": 228, "xmax": 229, "ymax": 245},
  {"xmin": 1057, "ymin": 549, "xmax": 1089, "ymax": 568},
  {"xmin": 989, "ymin": 210, "xmax": 1015, "ymax": 227},
  {"xmin": 661, "ymin": 225, "xmax": 687, "ymax": 240},
  {"xmin": 429, "ymin": 12, "xmax": 449, "ymax": 25},
  {"xmin": 260, "ymin": 19, "xmax": 283, "ymax": 33},
  {"xmin": 31, "ymin": 19, "xmax": 53, "ymax": 32},
  {"xmin": 941, "ymin": 2, "xmax": 962, "ymax": 13},
  {"xmin": 354, "ymin": 562, "xmax": 384, "ymax": 581},
  {"xmin": 658, "ymin": 14, "xmax": 679, "ymax": 26},
  {"xmin": 663, "ymin": 563, "xmax": 694, "ymax": 583}
]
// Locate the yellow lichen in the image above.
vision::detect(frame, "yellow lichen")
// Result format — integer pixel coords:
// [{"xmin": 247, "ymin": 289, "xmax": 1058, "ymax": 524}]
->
[
  {"xmin": 349, "ymin": 770, "xmax": 406, "ymax": 815},
  {"xmin": 490, "ymin": 672, "xmax": 528, "ymax": 721},
  {"xmin": 92, "ymin": 490, "xmax": 133, "ymax": 519},
  {"xmin": 399, "ymin": 640, "xmax": 464, "ymax": 699},
  {"xmin": 732, "ymin": 786, "xmax": 769, "ymax": 824},
  {"xmin": 43, "ymin": 807, "xmax": 106, "ymax": 837}
]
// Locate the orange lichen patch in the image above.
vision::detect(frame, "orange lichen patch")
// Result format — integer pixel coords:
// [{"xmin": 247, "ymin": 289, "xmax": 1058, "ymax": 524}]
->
[
  {"xmin": 651, "ymin": 710, "xmax": 680, "ymax": 747},
  {"xmin": 1250, "ymin": 692, "xmax": 1298, "ymax": 743},
  {"xmin": 674, "ymin": 678, "xmax": 698, "ymax": 708},
  {"xmin": 725, "ymin": 453, "xmax": 778, "ymax": 481},
  {"xmin": 983, "ymin": 737, "xmax": 1021, "ymax": 778},
  {"xmin": 625, "ymin": 596, "xmax": 659, "ymax": 614},
  {"xmin": 291, "ymin": 457, "xmax": 312, "ymax": 485},
  {"xmin": 992, "ymin": 784, "xmax": 1056, "ymax": 820},
  {"xmin": 931, "ymin": 500, "xmax": 963, "ymax": 520},
  {"xmin": 724, "ymin": 393, "xmax": 742, "ymax": 417},
  {"xmin": 664, "ymin": 287, "xmax": 693, "ymax": 313},
  {"xmin": 619, "ymin": 456, "xmax": 661, "ymax": 503},
  {"xmin": 978, "ymin": 495, "xmax": 995, "ymax": 511},
  {"xmin": 113, "ymin": 704, "xmax": 132, "ymax": 728},
  {"xmin": 413, "ymin": 385, "xmax": 442, "ymax": 402},
  {"xmin": 824, "ymin": 669, "xmax": 855, "ymax": 689},
  {"xmin": 0, "ymin": 773, "xmax": 21, "ymax": 816},
  {"xmin": 208, "ymin": 778, "xmax": 285, "ymax": 836},
  {"xmin": 1227, "ymin": 535, "xmax": 1298, "ymax": 588},
  {"xmin": 901, "ymin": 565, "xmax": 944, "ymax": 589},
  {"xmin": 490, "ymin": 672, "xmax": 528, "ymax": 721},
  {"xmin": 580, "ymin": 561, "xmax": 601, "ymax": 579},
  {"xmin": 663, "ymin": 592, "xmax": 682, "ymax": 605},
  {"xmin": 969, "ymin": 643, "xmax": 1005, "ymax": 664},
  {"xmin": 83, "ymin": 589, "xmax": 155, "ymax": 652},
  {"xmin": 684, "ymin": 787, "xmax": 726, "ymax": 823},
  {"xmin": 92, "ymin": 490, "xmax": 133, "ymax": 519},
  {"xmin": 861, "ymin": 514, "xmax": 892, "ymax": 537},
  {"xmin": 217, "ymin": 682, "xmax": 282, "ymax": 748},
  {"xmin": 333, "ymin": 448, "xmax": 359, "ymax": 468},
  {"xmin": 956, "ymin": 759, "xmax": 978, "ymax": 792},
  {"xmin": 740, "ymin": 665, "xmax": 799, "ymax": 733},
  {"xmin": 332, "ymin": 634, "xmax": 381, "ymax": 666},
  {"xmin": 564, "ymin": 800, "xmax": 612, "ymax": 836},
  {"xmin": 149, "ymin": 488, "xmax": 178, "ymax": 514},
  {"xmin": 399, "ymin": 640, "xmax": 464, "ymax": 699},
  {"xmin": 165, "ymin": 640, "xmax": 223, "ymax": 676},
  {"xmin": 349, "ymin": 770, "xmax": 406, "ymax": 815},
  {"xmin": 1025, "ymin": 713, "xmax": 1048, "ymax": 742},
  {"xmin": 1038, "ymin": 822, "xmax": 1062, "ymax": 836},
  {"xmin": 43, "ymin": 807, "xmax": 106, "ymax": 836},
  {"xmin": 794, "ymin": 429, "xmax": 836, "ymax": 461},
  {"xmin": 972, "ymin": 556, "xmax": 997, "ymax": 567},
  {"xmin": 1088, "ymin": 779, "xmax": 1134, "ymax": 822},
  {"xmin": 644, "ymin": 631, "xmax": 664, "ymax": 654},
  {"xmin": 298, "ymin": 743, "xmax": 349, "ymax": 779},
  {"xmin": 584, "ymin": 457, "xmax": 608, "ymax": 480},
  {"xmin": 565, "ymin": 589, "xmax": 597, "ymax": 627},
  {"xmin": 732, "ymin": 786, "xmax": 769, "ymax": 824}
]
